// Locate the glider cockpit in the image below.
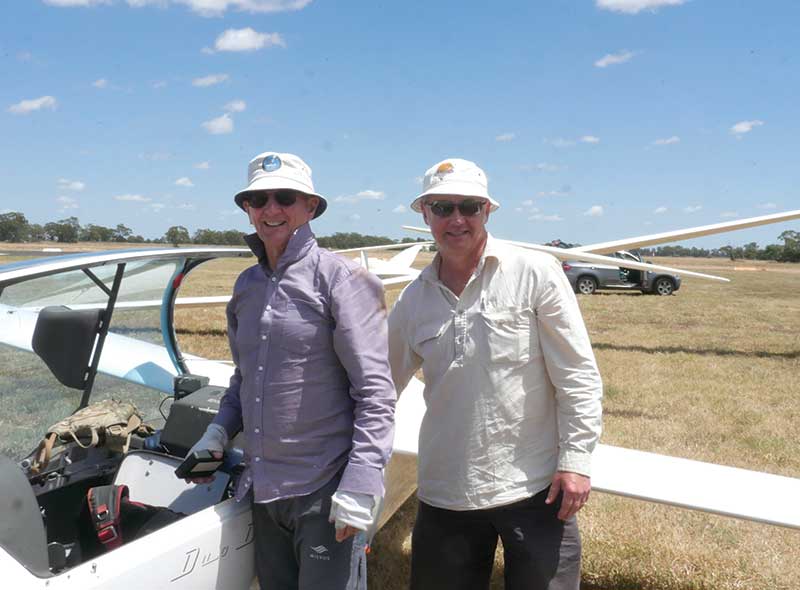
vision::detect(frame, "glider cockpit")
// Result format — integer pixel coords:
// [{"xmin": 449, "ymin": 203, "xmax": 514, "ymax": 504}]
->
[{"xmin": 0, "ymin": 248, "xmax": 256, "ymax": 589}]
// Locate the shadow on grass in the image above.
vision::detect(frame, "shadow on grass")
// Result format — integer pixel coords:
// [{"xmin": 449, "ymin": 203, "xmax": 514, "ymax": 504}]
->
[
  {"xmin": 593, "ymin": 342, "xmax": 800, "ymax": 360},
  {"xmin": 603, "ymin": 408, "xmax": 662, "ymax": 419},
  {"xmin": 581, "ymin": 576, "xmax": 705, "ymax": 590},
  {"xmin": 175, "ymin": 327, "xmax": 228, "ymax": 337}
]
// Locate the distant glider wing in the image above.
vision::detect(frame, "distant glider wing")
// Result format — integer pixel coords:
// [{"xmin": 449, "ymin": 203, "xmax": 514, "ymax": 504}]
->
[
  {"xmin": 574, "ymin": 209, "xmax": 800, "ymax": 255},
  {"xmin": 400, "ymin": 226, "xmax": 730, "ymax": 282}
]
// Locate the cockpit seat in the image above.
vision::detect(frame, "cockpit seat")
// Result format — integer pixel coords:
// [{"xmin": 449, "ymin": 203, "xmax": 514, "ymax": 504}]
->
[
  {"xmin": 0, "ymin": 454, "xmax": 50, "ymax": 576},
  {"xmin": 113, "ymin": 450, "xmax": 229, "ymax": 515}
]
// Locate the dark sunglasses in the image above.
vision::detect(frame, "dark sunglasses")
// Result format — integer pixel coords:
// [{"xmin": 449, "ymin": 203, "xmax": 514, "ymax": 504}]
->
[
  {"xmin": 425, "ymin": 199, "xmax": 485, "ymax": 218},
  {"xmin": 244, "ymin": 190, "xmax": 299, "ymax": 209}
]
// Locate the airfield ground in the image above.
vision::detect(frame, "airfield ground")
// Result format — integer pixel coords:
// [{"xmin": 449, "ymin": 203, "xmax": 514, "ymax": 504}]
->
[{"xmin": 2, "ymin": 249, "xmax": 798, "ymax": 589}]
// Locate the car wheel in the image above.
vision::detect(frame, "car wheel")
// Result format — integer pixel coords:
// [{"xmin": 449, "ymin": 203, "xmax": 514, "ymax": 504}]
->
[
  {"xmin": 576, "ymin": 276, "xmax": 597, "ymax": 295},
  {"xmin": 653, "ymin": 277, "xmax": 674, "ymax": 296}
]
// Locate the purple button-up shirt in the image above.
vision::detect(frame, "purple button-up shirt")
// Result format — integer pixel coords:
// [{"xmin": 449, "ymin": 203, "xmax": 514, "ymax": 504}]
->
[{"xmin": 213, "ymin": 224, "xmax": 396, "ymax": 502}]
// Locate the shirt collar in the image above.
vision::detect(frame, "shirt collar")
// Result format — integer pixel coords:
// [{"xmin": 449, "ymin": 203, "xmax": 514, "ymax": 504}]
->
[
  {"xmin": 420, "ymin": 232, "xmax": 501, "ymax": 285},
  {"xmin": 244, "ymin": 223, "xmax": 316, "ymax": 271}
]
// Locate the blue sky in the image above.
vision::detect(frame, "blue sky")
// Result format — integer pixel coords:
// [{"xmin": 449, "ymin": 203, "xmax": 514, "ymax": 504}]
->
[{"xmin": 2, "ymin": 0, "xmax": 798, "ymax": 247}]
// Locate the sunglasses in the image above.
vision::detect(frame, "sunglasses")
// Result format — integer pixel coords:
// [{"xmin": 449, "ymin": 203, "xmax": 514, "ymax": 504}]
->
[
  {"xmin": 244, "ymin": 190, "xmax": 299, "ymax": 209},
  {"xmin": 425, "ymin": 199, "xmax": 485, "ymax": 218}
]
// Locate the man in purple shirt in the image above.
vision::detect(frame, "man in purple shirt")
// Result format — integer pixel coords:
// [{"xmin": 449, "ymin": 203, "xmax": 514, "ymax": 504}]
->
[{"xmin": 188, "ymin": 151, "xmax": 396, "ymax": 590}]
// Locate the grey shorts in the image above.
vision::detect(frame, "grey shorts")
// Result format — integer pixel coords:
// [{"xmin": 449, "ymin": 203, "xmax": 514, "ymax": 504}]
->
[{"xmin": 252, "ymin": 475, "xmax": 367, "ymax": 590}]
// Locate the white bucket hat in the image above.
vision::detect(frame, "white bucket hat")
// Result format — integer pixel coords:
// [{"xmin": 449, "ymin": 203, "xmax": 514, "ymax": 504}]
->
[
  {"xmin": 410, "ymin": 158, "xmax": 500, "ymax": 213},
  {"xmin": 234, "ymin": 151, "xmax": 328, "ymax": 219}
]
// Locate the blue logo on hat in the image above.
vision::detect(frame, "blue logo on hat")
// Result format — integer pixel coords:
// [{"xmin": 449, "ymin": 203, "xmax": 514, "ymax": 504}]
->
[{"xmin": 262, "ymin": 155, "xmax": 282, "ymax": 172}]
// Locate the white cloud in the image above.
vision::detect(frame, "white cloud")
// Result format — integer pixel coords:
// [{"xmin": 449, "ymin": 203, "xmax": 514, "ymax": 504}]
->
[
  {"xmin": 757, "ymin": 202, "xmax": 777, "ymax": 210},
  {"xmin": 684, "ymin": 205, "xmax": 702, "ymax": 213},
  {"xmin": 594, "ymin": 50, "xmax": 636, "ymax": 68},
  {"xmin": 58, "ymin": 178, "xmax": 86, "ymax": 191},
  {"xmin": 194, "ymin": 161, "xmax": 211, "ymax": 169},
  {"xmin": 44, "ymin": 0, "xmax": 110, "ymax": 6},
  {"xmin": 17, "ymin": 52, "xmax": 33, "ymax": 62},
  {"xmin": 730, "ymin": 120, "xmax": 764, "ymax": 137},
  {"xmin": 654, "ymin": 206, "xmax": 667, "ymax": 214},
  {"xmin": 114, "ymin": 194, "xmax": 151, "ymax": 202},
  {"xmin": 392, "ymin": 205, "xmax": 407, "ymax": 213},
  {"xmin": 49, "ymin": 0, "xmax": 312, "ymax": 15},
  {"xmin": 521, "ymin": 199, "xmax": 535, "ymax": 207},
  {"xmin": 529, "ymin": 213, "xmax": 563, "ymax": 222},
  {"xmin": 653, "ymin": 136, "xmax": 680, "ymax": 145},
  {"xmin": 176, "ymin": 203, "xmax": 196, "ymax": 210},
  {"xmin": 175, "ymin": 177, "xmax": 194, "ymax": 187},
  {"xmin": 596, "ymin": 0, "xmax": 686, "ymax": 14},
  {"xmin": 192, "ymin": 73, "xmax": 229, "ymax": 87},
  {"xmin": 8, "ymin": 96, "xmax": 57, "ymax": 115},
  {"xmin": 335, "ymin": 189, "xmax": 386, "ymax": 204},
  {"xmin": 547, "ymin": 136, "xmax": 598, "ymax": 148},
  {"xmin": 92, "ymin": 78, "xmax": 108, "ymax": 88},
  {"xmin": 537, "ymin": 186, "xmax": 571, "ymax": 198},
  {"xmin": 548, "ymin": 137, "xmax": 575, "ymax": 148},
  {"xmin": 140, "ymin": 151, "xmax": 172, "ymax": 161},
  {"xmin": 584, "ymin": 205, "xmax": 604, "ymax": 217},
  {"xmin": 348, "ymin": 213, "xmax": 361, "ymax": 222},
  {"xmin": 521, "ymin": 162, "xmax": 564, "ymax": 173},
  {"xmin": 152, "ymin": 80, "xmax": 168, "ymax": 89},
  {"xmin": 56, "ymin": 196, "xmax": 79, "ymax": 210},
  {"xmin": 214, "ymin": 28, "xmax": 286, "ymax": 52},
  {"xmin": 720, "ymin": 211, "xmax": 739, "ymax": 218},
  {"xmin": 149, "ymin": 203, "xmax": 166, "ymax": 212},
  {"xmin": 202, "ymin": 113, "xmax": 234, "ymax": 134},
  {"xmin": 495, "ymin": 132, "xmax": 516, "ymax": 142},
  {"xmin": 126, "ymin": 0, "xmax": 166, "ymax": 7},
  {"xmin": 224, "ymin": 99, "xmax": 247, "ymax": 112},
  {"xmin": 172, "ymin": 0, "xmax": 312, "ymax": 17}
]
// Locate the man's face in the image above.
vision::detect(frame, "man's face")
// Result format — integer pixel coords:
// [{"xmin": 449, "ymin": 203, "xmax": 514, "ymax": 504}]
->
[
  {"xmin": 244, "ymin": 190, "xmax": 319, "ymax": 250},
  {"xmin": 421, "ymin": 196, "xmax": 490, "ymax": 258}
]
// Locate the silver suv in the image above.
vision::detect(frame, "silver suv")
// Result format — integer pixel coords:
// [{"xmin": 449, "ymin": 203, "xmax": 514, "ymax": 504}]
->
[{"xmin": 562, "ymin": 250, "xmax": 681, "ymax": 295}]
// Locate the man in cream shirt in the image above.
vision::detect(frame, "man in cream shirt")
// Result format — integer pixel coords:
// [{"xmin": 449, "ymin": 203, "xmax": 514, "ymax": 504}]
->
[{"xmin": 389, "ymin": 158, "xmax": 602, "ymax": 590}]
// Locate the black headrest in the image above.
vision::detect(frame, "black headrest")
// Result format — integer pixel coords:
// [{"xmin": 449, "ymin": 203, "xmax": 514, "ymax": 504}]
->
[{"xmin": 32, "ymin": 306, "xmax": 103, "ymax": 390}]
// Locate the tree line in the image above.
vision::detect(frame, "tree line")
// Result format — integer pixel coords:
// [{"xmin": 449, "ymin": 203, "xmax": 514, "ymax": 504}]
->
[
  {"xmin": 1, "ymin": 211, "xmax": 796, "ymax": 260},
  {"xmin": 636, "ymin": 232, "xmax": 800, "ymax": 263},
  {"xmin": 0, "ymin": 212, "xmax": 428, "ymax": 250}
]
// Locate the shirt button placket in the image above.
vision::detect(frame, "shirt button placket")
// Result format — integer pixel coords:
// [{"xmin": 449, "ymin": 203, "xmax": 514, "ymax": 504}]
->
[
  {"xmin": 455, "ymin": 309, "xmax": 466, "ymax": 364},
  {"xmin": 258, "ymin": 282, "xmax": 274, "ymax": 444}
]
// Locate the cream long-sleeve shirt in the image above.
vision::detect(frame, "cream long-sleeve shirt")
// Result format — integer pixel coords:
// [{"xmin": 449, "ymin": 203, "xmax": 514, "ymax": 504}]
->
[{"xmin": 388, "ymin": 235, "xmax": 602, "ymax": 510}]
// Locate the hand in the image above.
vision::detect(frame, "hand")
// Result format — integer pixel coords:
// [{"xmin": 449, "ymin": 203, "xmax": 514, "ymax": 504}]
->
[
  {"xmin": 329, "ymin": 491, "xmax": 378, "ymax": 543},
  {"xmin": 184, "ymin": 423, "xmax": 228, "ymax": 484},
  {"xmin": 335, "ymin": 525, "xmax": 360, "ymax": 543},
  {"xmin": 545, "ymin": 471, "xmax": 591, "ymax": 521}
]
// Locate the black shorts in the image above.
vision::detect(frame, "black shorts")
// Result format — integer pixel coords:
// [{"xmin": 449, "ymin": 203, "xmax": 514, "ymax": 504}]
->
[{"xmin": 410, "ymin": 487, "xmax": 581, "ymax": 590}]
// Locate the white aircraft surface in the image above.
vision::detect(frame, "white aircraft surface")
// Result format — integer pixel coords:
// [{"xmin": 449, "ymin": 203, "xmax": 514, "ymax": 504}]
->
[{"xmin": 0, "ymin": 209, "xmax": 798, "ymax": 589}]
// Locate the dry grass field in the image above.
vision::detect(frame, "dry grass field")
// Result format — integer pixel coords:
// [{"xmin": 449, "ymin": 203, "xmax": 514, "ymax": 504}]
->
[{"xmin": 3, "ymin": 248, "xmax": 799, "ymax": 588}]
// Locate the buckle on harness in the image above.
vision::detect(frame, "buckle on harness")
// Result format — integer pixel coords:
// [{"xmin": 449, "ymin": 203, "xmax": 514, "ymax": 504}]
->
[{"xmin": 97, "ymin": 524, "xmax": 119, "ymax": 544}]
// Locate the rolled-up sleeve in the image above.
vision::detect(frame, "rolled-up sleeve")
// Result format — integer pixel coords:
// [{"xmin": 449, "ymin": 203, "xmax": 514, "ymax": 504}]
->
[
  {"xmin": 330, "ymin": 267, "xmax": 397, "ymax": 497},
  {"xmin": 535, "ymin": 257, "xmax": 603, "ymax": 477}
]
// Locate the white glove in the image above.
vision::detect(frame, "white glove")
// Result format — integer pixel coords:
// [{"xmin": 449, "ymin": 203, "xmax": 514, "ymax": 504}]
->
[
  {"xmin": 187, "ymin": 423, "xmax": 228, "ymax": 457},
  {"xmin": 329, "ymin": 491, "xmax": 378, "ymax": 532}
]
